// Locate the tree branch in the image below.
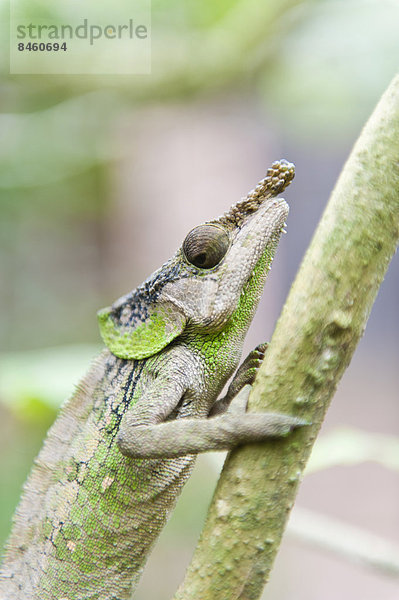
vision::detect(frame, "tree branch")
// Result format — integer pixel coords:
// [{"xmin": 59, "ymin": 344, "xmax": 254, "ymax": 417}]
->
[
  {"xmin": 173, "ymin": 74, "xmax": 399, "ymax": 600},
  {"xmin": 288, "ymin": 507, "xmax": 399, "ymax": 578}
]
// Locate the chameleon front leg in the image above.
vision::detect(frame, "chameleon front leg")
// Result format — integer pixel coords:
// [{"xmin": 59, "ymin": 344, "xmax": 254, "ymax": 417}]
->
[
  {"xmin": 117, "ymin": 348, "xmax": 305, "ymax": 459},
  {"xmin": 209, "ymin": 343, "xmax": 268, "ymax": 416}
]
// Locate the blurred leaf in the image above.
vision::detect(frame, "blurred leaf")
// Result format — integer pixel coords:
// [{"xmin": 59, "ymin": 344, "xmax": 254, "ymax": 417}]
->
[
  {"xmin": 262, "ymin": 0, "xmax": 399, "ymax": 140},
  {"xmin": 0, "ymin": 92, "xmax": 125, "ymax": 188},
  {"xmin": 0, "ymin": 344, "xmax": 100, "ymax": 419}
]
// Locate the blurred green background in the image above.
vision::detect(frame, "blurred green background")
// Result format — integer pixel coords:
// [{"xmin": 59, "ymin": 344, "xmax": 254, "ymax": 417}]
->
[{"xmin": 1, "ymin": 1, "xmax": 398, "ymax": 598}]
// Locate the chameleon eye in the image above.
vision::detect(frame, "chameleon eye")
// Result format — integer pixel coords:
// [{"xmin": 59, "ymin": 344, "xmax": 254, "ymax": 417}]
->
[{"xmin": 183, "ymin": 224, "xmax": 229, "ymax": 269}]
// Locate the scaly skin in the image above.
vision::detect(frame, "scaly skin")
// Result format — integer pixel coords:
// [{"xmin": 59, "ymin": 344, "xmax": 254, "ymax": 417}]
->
[{"xmin": 0, "ymin": 160, "xmax": 296, "ymax": 599}]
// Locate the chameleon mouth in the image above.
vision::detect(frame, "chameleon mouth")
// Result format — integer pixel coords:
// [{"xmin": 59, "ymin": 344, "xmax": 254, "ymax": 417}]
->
[{"xmin": 236, "ymin": 196, "xmax": 289, "ymax": 288}]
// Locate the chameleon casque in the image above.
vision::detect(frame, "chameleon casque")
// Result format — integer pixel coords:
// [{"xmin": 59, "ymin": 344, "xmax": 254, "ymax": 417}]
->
[{"xmin": 0, "ymin": 159, "xmax": 302, "ymax": 599}]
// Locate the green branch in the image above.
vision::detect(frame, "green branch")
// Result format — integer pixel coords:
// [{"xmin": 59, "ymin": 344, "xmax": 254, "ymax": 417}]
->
[{"xmin": 173, "ymin": 74, "xmax": 399, "ymax": 600}]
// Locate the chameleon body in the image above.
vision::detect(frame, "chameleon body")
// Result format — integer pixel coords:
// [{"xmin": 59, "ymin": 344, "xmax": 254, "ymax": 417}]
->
[{"xmin": 0, "ymin": 160, "xmax": 299, "ymax": 599}]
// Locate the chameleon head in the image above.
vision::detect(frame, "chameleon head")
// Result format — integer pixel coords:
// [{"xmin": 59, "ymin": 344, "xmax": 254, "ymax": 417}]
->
[
  {"xmin": 98, "ymin": 160, "xmax": 294, "ymax": 360},
  {"xmin": 161, "ymin": 159, "xmax": 294, "ymax": 330}
]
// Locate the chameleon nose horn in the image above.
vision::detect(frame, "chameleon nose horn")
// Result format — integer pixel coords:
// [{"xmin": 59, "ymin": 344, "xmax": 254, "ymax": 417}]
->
[{"xmin": 220, "ymin": 159, "xmax": 295, "ymax": 227}]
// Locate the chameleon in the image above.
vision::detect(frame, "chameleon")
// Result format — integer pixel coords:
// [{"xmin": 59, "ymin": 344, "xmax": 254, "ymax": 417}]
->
[{"xmin": 0, "ymin": 158, "xmax": 303, "ymax": 600}]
